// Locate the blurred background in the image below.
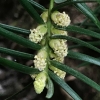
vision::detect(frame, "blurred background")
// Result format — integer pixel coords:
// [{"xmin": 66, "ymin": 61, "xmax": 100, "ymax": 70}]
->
[{"xmin": 0, "ymin": 0, "xmax": 100, "ymax": 100}]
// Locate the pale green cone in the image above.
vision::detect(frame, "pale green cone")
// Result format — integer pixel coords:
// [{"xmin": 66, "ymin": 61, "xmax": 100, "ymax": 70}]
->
[
  {"xmin": 41, "ymin": 10, "xmax": 48, "ymax": 23},
  {"xmin": 34, "ymin": 71, "xmax": 47, "ymax": 94},
  {"xmin": 30, "ymin": 66, "xmax": 37, "ymax": 80},
  {"xmin": 34, "ymin": 47, "xmax": 47, "ymax": 71},
  {"xmin": 37, "ymin": 24, "xmax": 47, "ymax": 34},
  {"xmin": 50, "ymin": 51, "xmax": 64, "ymax": 63},
  {"xmin": 51, "ymin": 26, "xmax": 68, "ymax": 36},
  {"xmin": 29, "ymin": 24, "xmax": 47, "ymax": 43},
  {"xmin": 49, "ymin": 39, "xmax": 68, "ymax": 57},
  {"xmin": 51, "ymin": 11, "xmax": 71, "ymax": 27},
  {"xmin": 49, "ymin": 65, "xmax": 66, "ymax": 79},
  {"xmin": 49, "ymin": 52, "xmax": 66, "ymax": 79}
]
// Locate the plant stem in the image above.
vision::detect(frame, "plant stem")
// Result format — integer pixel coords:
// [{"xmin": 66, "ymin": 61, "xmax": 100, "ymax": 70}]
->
[
  {"xmin": 46, "ymin": 0, "xmax": 54, "ymax": 48},
  {"xmin": 47, "ymin": 0, "xmax": 54, "ymax": 36},
  {"xmin": 46, "ymin": 0, "xmax": 54, "ymax": 71}
]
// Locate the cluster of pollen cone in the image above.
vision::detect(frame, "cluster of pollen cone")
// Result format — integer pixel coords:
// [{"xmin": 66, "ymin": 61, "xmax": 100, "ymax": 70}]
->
[{"xmin": 29, "ymin": 10, "xmax": 71, "ymax": 94}]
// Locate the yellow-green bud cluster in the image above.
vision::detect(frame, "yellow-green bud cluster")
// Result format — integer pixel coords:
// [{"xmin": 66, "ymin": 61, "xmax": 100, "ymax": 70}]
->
[
  {"xmin": 51, "ymin": 11, "xmax": 71, "ymax": 27},
  {"xmin": 51, "ymin": 26, "xmax": 68, "ymax": 36},
  {"xmin": 49, "ymin": 53, "xmax": 66, "ymax": 79},
  {"xmin": 29, "ymin": 25, "xmax": 47, "ymax": 43},
  {"xmin": 49, "ymin": 11, "xmax": 71, "ymax": 79},
  {"xmin": 49, "ymin": 39, "xmax": 68, "ymax": 57},
  {"xmin": 41, "ymin": 10, "xmax": 48, "ymax": 23},
  {"xmin": 33, "ymin": 71, "xmax": 47, "ymax": 94},
  {"xmin": 50, "ymin": 65, "xmax": 66, "ymax": 79},
  {"xmin": 29, "ymin": 10, "xmax": 71, "ymax": 94},
  {"xmin": 31, "ymin": 47, "xmax": 47, "ymax": 94},
  {"xmin": 49, "ymin": 39, "xmax": 67, "ymax": 79},
  {"xmin": 34, "ymin": 47, "xmax": 47, "ymax": 71},
  {"xmin": 29, "ymin": 15, "xmax": 48, "ymax": 94}
]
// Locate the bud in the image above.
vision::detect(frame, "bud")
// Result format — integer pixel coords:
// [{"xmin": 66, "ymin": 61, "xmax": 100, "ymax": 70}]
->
[
  {"xmin": 49, "ymin": 39, "xmax": 68, "ymax": 57},
  {"xmin": 34, "ymin": 71, "xmax": 47, "ymax": 94},
  {"xmin": 30, "ymin": 66, "xmax": 37, "ymax": 79},
  {"xmin": 29, "ymin": 24, "xmax": 47, "ymax": 43},
  {"xmin": 34, "ymin": 47, "xmax": 47, "ymax": 71},
  {"xmin": 41, "ymin": 10, "xmax": 48, "ymax": 23},
  {"xmin": 50, "ymin": 52, "xmax": 64, "ymax": 63},
  {"xmin": 31, "ymin": 74, "xmax": 37, "ymax": 80},
  {"xmin": 49, "ymin": 66, "xmax": 66, "ymax": 79},
  {"xmin": 51, "ymin": 26, "xmax": 67, "ymax": 36},
  {"xmin": 55, "ymin": 56, "xmax": 64, "ymax": 63},
  {"xmin": 51, "ymin": 11, "xmax": 71, "ymax": 27},
  {"xmin": 37, "ymin": 24, "xmax": 47, "ymax": 34}
]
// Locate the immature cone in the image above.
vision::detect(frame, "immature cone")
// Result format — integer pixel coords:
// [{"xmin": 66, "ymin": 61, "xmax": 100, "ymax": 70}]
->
[
  {"xmin": 34, "ymin": 47, "xmax": 47, "ymax": 71},
  {"xmin": 30, "ymin": 66, "xmax": 37, "ymax": 79},
  {"xmin": 49, "ymin": 39, "xmax": 68, "ymax": 57},
  {"xmin": 41, "ymin": 10, "xmax": 48, "ymax": 23},
  {"xmin": 50, "ymin": 52, "xmax": 64, "ymax": 63},
  {"xmin": 51, "ymin": 11, "xmax": 71, "ymax": 27},
  {"xmin": 51, "ymin": 26, "xmax": 68, "ymax": 36},
  {"xmin": 29, "ymin": 24, "xmax": 47, "ymax": 43},
  {"xmin": 34, "ymin": 71, "xmax": 47, "ymax": 94},
  {"xmin": 49, "ymin": 52, "xmax": 66, "ymax": 79},
  {"xmin": 49, "ymin": 65, "xmax": 66, "ymax": 79}
]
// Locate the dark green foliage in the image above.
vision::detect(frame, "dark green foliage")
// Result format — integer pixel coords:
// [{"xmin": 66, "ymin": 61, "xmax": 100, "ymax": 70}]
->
[{"xmin": 0, "ymin": 0, "xmax": 100, "ymax": 100}]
